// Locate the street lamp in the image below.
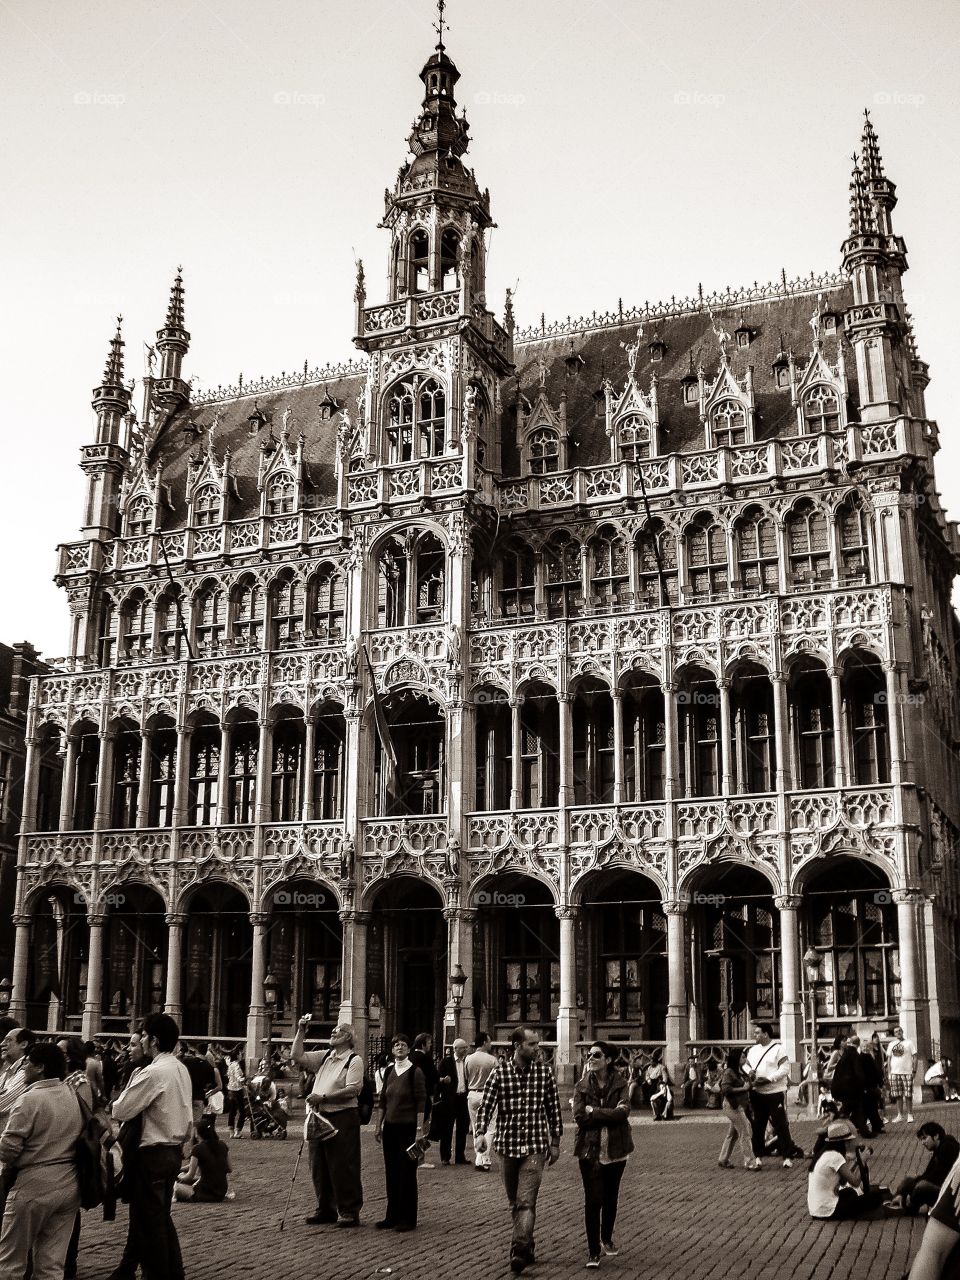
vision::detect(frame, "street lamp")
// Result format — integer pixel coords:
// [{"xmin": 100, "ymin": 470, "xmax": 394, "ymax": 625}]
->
[
  {"xmin": 803, "ymin": 946, "xmax": 821, "ymax": 1118},
  {"xmin": 449, "ymin": 963, "xmax": 467, "ymax": 1040},
  {"xmin": 263, "ymin": 970, "xmax": 281, "ymax": 1072},
  {"xmin": 0, "ymin": 979, "xmax": 10, "ymax": 1014}
]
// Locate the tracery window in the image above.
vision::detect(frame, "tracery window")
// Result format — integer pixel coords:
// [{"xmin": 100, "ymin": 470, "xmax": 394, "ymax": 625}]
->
[
  {"xmin": 528, "ymin": 428, "xmax": 560, "ymax": 475},
  {"xmin": 156, "ymin": 588, "xmax": 186, "ymax": 659},
  {"xmin": 270, "ymin": 720, "xmax": 303, "ymax": 821},
  {"xmin": 785, "ymin": 499, "xmax": 831, "ymax": 587},
  {"xmin": 636, "ymin": 522, "xmax": 678, "ymax": 606},
  {"xmin": 194, "ymin": 584, "xmax": 225, "ymax": 655},
  {"xmin": 377, "ymin": 538, "xmax": 408, "ymax": 628},
  {"xmin": 231, "ymin": 578, "xmax": 263, "ymax": 647},
  {"xmin": 845, "ymin": 656, "xmax": 889, "ymax": 785},
  {"xmin": 809, "ymin": 890, "xmax": 899, "ymax": 1018},
  {"xmin": 313, "ymin": 708, "xmax": 345, "ymax": 820},
  {"xmin": 590, "ymin": 527, "xmax": 630, "ymax": 608},
  {"xmin": 308, "ymin": 566, "xmax": 345, "ymax": 643},
  {"xmin": 519, "ymin": 685, "xmax": 559, "ymax": 809},
  {"xmin": 376, "ymin": 531, "xmax": 444, "ymax": 627},
  {"xmin": 111, "ymin": 729, "xmax": 141, "ymax": 828},
  {"xmin": 228, "ymin": 723, "xmax": 258, "ymax": 824},
  {"xmin": 415, "ymin": 536, "xmax": 444, "ymax": 624},
  {"xmin": 386, "ymin": 376, "xmax": 446, "ymax": 463},
  {"xmin": 838, "ymin": 495, "xmax": 870, "ymax": 583},
  {"xmin": 622, "ymin": 686, "xmax": 665, "ymax": 802},
  {"xmin": 499, "ymin": 542, "xmax": 536, "ymax": 618},
  {"xmin": 685, "ymin": 516, "xmax": 728, "ymax": 600},
  {"xmin": 270, "ymin": 573, "xmax": 305, "ymax": 646},
  {"xmin": 188, "ymin": 725, "xmax": 220, "ymax": 825},
  {"xmin": 126, "ymin": 494, "xmax": 152, "ymax": 537},
  {"xmin": 148, "ymin": 727, "xmax": 177, "ymax": 827},
  {"xmin": 572, "ymin": 682, "xmax": 615, "ymax": 804},
  {"xmin": 193, "ymin": 484, "xmax": 221, "ymax": 527},
  {"xmin": 735, "ymin": 509, "xmax": 779, "ymax": 593},
  {"xmin": 122, "ymin": 591, "xmax": 152, "ymax": 660},
  {"xmin": 440, "ymin": 227, "xmax": 460, "ymax": 291},
  {"xmin": 791, "ymin": 663, "xmax": 835, "ymax": 789},
  {"xmin": 544, "ymin": 533, "xmax": 583, "ymax": 618},
  {"xmin": 802, "ymin": 385, "xmax": 841, "ymax": 434},
  {"xmin": 265, "ymin": 473, "xmax": 295, "ymax": 516},
  {"xmin": 617, "ymin": 416, "xmax": 651, "ymax": 462},
  {"xmin": 711, "ymin": 400, "xmax": 747, "ymax": 447},
  {"xmin": 409, "ymin": 229, "xmax": 429, "ymax": 293},
  {"xmin": 678, "ymin": 669, "xmax": 721, "ymax": 798}
]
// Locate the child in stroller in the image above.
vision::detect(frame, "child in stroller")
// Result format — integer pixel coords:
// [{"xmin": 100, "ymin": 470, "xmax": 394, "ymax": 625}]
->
[{"xmin": 246, "ymin": 1073, "xmax": 289, "ymax": 1140}]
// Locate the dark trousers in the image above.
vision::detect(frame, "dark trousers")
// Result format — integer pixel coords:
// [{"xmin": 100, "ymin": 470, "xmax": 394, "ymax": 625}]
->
[
  {"xmin": 749, "ymin": 1090, "xmax": 798, "ymax": 1158},
  {"xmin": 829, "ymin": 1186, "xmax": 889, "ymax": 1219},
  {"xmin": 63, "ymin": 1212, "xmax": 81, "ymax": 1276},
  {"xmin": 128, "ymin": 1144, "xmax": 184, "ymax": 1280},
  {"xmin": 439, "ymin": 1094, "xmax": 470, "ymax": 1162},
  {"xmin": 578, "ymin": 1159, "xmax": 626, "ymax": 1257},
  {"xmin": 834, "ymin": 1090, "xmax": 870, "ymax": 1137},
  {"xmin": 863, "ymin": 1087, "xmax": 885, "ymax": 1134},
  {"xmin": 309, "ymin": 1109, "xmax": 363, "ymax": 1220},
  {"xmin": 227, "ymin": 1090, "xmax": 247, "ymax": 1132},
  {"xmin": 896, "ymin": 1176, "xmax": 941, "ymax": 1211},
  {"xmin": 382, "ymin": 1122, "xmax": 418, "ymax": 1227}
]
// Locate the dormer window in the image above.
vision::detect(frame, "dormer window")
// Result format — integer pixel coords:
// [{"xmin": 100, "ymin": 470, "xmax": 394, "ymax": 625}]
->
[
  {"xmin": 774, "ymin": 361, "xmax": 791, "ymax": 390},
  {"xmin": 194, "ymin": 484, "xmax": 220, "ymax": 528},
  {"xmin": 126, "ymin": 494, "xmax": 152, "ymax": 537},
  {"xmin": 822, "ymin": 313, "xmax": 838, "ymax": 334},
  {"xmin": 247, "ymin": 404, "xmax": 268, "ymax": 437},
  {"xmin": 318, "ymin": 391, "xmax": 340, "ymax": 421},
  {"xmin": 528, "ymin": 427, "xmax": 560, "ymax": 475},
  {"xmin": 648, "ymin": 336, "xmax": 667, "ymax": 363},
  {"xmin": 711, "ymin": 400, "xmax": 747, "ymax": 447},
  {"xmin": 565, "ymin": 352, "xmax": 585, "ymax": 378},
  {"xmin": 617, "ymin": 416, "xmax": 651, "ymax": 462},
  {"xmin": 801, "ymin": 385, "xmax": 841, "ymax": 434},
  {"xmin": 440, "ymin": 227, "xmax": 460, "ymax": 291},
  {"xmin": 409, "ymin": 230, "xmax": 429, "ymax": 294},
  {"xmin": 266, "ymin": 472, "xmax": 295, "ymax": 516},
  {"xmin": 681, "ymin": 375, "xmax": 698, "ymax": 405}
]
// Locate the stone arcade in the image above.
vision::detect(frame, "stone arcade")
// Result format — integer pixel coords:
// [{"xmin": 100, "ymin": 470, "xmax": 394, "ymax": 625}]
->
[{"xmin": 11, "ymin": 27, "xmax": 960, "ymax": 1083}]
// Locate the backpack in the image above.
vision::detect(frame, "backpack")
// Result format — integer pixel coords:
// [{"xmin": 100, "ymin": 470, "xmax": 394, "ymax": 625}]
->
[{"xmin": 73, "ymin": 1089, "xmax": 117, "ymax": 1216}]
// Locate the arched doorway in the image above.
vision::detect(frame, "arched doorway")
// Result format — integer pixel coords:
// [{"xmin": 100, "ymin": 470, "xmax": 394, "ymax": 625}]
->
[
  {"xmin": 372, "ymin": 691, "xmax": 446, "ymax": 817},
  {"xmin": 26, "ymin": 888, "xmax": 89, "ymax": 1032},
  {"xmin": 686, "ymin": 866, "xmax": 779, "ymax": 1041},
  {"xmin": 367, "ymin": 879, "xmax": 445, "ymax": 1048},
  {"xmin": 100, "ymin": 885, "xmax": 167, "ymax": 1033},
  {"xmin": 473, "ymin": 874, "xmax": 559, "ymax": 1039},
  {"xmin": 266, "ymin": 878, "xmax": 343, "ymax": 1037},
  {"xmin": 181, "ymin": 884, "xmax": 252, "ymax": 1038}
]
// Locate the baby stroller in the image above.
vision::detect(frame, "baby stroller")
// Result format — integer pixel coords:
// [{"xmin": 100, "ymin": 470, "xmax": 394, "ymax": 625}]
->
[{"xmin": 245, "ymin": 1075, "xmax": 288, "ymax": 1140}]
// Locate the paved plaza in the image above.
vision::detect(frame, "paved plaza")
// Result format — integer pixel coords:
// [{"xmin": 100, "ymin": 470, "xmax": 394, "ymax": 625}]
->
[{"xmin": 73, "ymin": 1103, "xmax": 953, "ymax": 1280}]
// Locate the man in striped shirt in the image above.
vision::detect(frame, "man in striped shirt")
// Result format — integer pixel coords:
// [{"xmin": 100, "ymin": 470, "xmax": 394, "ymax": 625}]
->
[{"xmin": 475, "ymin": 1026, "xmax": 563, "ymax": 1275}]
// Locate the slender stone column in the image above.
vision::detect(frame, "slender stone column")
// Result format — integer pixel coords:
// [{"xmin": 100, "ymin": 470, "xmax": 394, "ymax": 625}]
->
[
  {"xmin": 93, "ymin": 732, "xmax": 115, "ymax": 831},
  {"xmin": 558, "ymin": 693, "xmax": 573, "ymax": 808},
  {"xmin": 136, "ymin": 732, "xmax": 154, "ymax": 827},
  {"xmin": 10, "ymin": 914, "xmax": 32, "ymax": 1021},
  {"xmin": 20, "ymin": 736, "xmax": 41, "ymax": 833},
  {"xmin": 555, "ymin": 905, "xmax": 579, "ymax": 1078},
  {"xmin": 172, "ymin": 725, "xmax": 193, "ymax": 828},
  {"xmin": 255, "ymin": 719, "xmax": 272, "ymax": 824},
  {"xmin": 611, "ymin": 690, "xmax": 624, "ymax": 804},
  {"xmin": 771, "ymin": 675, "xmax": 792, "ymax": 792},
  {"xmin": 828, "ymin": 667, "xmax": 848, "ymax": 788},
  {"xmin": 719, "ymin": 679, "xmax": 734, "ymax": 795},
  {"xmin": 663, "ymin": 898, "xmax": 689, "ymax": 1080},
  {"xmin": 246, "ymin": 912, "xmax": 271, "ymax": 1062},
  {"xmin": 59, "ymin": 737, "xmax": 79, "ymax": 831},
  {"xmin": 775, "ymin": 894, "xmax": 804, "ymax": 1067},
  {"xmin": 216, "ymin": 723, "xmax": 233, "ymax": 825},
  {"xmin": 338, "ymin": 910, "xmax": 369, "ymax": 1054},
  {"xmin": 81, "ymin": 915, "xmax": 105, "ymax": 1038},
  {"xmin": 663, "ymin": 682, "xmax": 679, "ymax": 801},
  {"xmin": 509, "ymin": 698, "xmax": 523, "ymax": 810},
  {"xmin": 443, "ymin": 907, "xmax": 477, "ymax": 1046},
  {"xmin": 164, "ymin": 913, "xmax": 187, "ymax": 1020},
  {"xmin": 301, "ymin": 716, "xmax": 317, "ymax": 822},
  {"xmin": 883, "ymin": 661, "xmax": 907, "ymax": 787},
  {"xmin": 894, "ymin": 889, "xmax": 928, "ymax": 1083}
]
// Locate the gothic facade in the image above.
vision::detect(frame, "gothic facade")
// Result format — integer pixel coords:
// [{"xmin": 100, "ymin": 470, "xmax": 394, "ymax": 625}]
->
[{"xmin": 12, "ymin": 34, "xmax": 960, "ymax": 1080}]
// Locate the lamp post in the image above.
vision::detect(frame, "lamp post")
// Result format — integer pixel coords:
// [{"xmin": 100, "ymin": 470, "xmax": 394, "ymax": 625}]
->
[
  {"xmin": 263, "ymin": 970, "xmax": 280, "ymax": 1073},
  {"xmin": 449, "ymin": 963, "xmax": 467, "ymax": 1041},
  {"xmin": 803, "ymin": 946, "xmax": 820, "ymax": 1118},
  {"xmin": 0, "ymin": 979, "xmax": 10, "ymax": 1015}
]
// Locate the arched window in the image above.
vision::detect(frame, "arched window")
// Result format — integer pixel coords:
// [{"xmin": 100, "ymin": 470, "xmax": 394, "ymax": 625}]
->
[
  {"xmin": 271, "ymin": 717, "xmax": 304, "ymax": 821},
  {"xmin": 636, "ymin": 522, "xmax": 678, "ymax": 606},
  {"xmin": 231, "ymin": 578, "xmax": 263, "ymax": 647},
  {"xmin": 188, "ymin": 719, "xmax": 220, "ymax": 825},
  {"xmin": 409, "ymin": 229, "xmax": 429, "ymax": 293},
  {"xmin": 440, "ymin": 227, "xmax": 460, "ymax": 290},
  {"xmin": 147, "ymin": 722, "xmax": 177, "ymax": 827},
  {"xmin": 590, "ymin": 527, "xmax": 630, "ymax": 608},
  {"xmin": 313, "ymin": 705, "xmax": 345, "ymax": 819},
  {"xmin": 96, "ymin": 596, "xmax": 115, "ymax": 668},
  {"xmin": 544, "ymin": 533, "xmax": 583, "ymax": 618},
  {"xmin": 499, "ymin": 542, "xmax": 536, "ymax": 618},
  {"xmin": 474, "ymin": 687, "xmax": 510, "ymax": 810},
  {"xmin": 386, "ymin": 376, "xmax": 446, "ymax": 462},
  {"xmin": 617, "ymin": 416, "xmax": 651, "ymax": 462},
  {"xmin": 685, "ymin": 516, "xmax": 728, "ymax": 600},
  {"xmin": 122, "ymin": 591, "xmax": 152, "ymax": 660},
  {"xmin": 785, "ymin": 499, "xmax": 831, "ymax": 587},
  {"xmin": 111, "ymin": 725, "xmax": 141, "ymax": 828},
  {"xmin": 377, "ymin": 537, "xmax": 408, "ymax": 627},
  {"xmin": 73, "ymin": 727, "xmax": 100, "ymax": 828},
  {"xmin": 572, "ymin": 680, "xmax": 615, "ymax": 804},
  {"xmin": 844, "ymin": 654, "xmax": 889, "ymax": 785},
  {"xmin": 228, "ymin": 720, "xmax": 258, "ymax": 824},
  {"xmin": 266, "ymin": 473, "xmax": 295, "ymax": 516},
  {"xmin": 308, "ymin": 566, "xmax": 345, "ymax": 643},
  {"xmin": 838, "ymin": 495, "xmax": 870, "ymax": 583},
  {"xmin": 802, "ymin": 385, "xmax": 841, "ymax": 434},
  {"xmin": 193, "ymin": 484, "xmax": 221, "ymax": 527},
  {"xmin": 730, "ymin": 665, "xmax": 776, "ymax": 793},
  {"xmin": 528, "ymin": 428, "xmax": 560, "ymax": 475},
  {"xmin": 415, "ymin": 535, "xmax": 445, "ymax": 624},
  {"xmin": 789, "ymin": 660, "xmax": 835, "ymax": 789},
  {"xmin": 518, "ymin": 684, "xmax": 559, "ymax": 809},
  {"xmin": 622, "ymin": 679, "xmax": 665, "ymax": 801},
  {"xmin": 711, "ymin": 400, "xmax": 747, "ymax": 447},
  {"xmin": 735, "ymin": 509, "xmax": 779, "ymax": 593},
  {"xmin": 678, "ymin": 667, "xmax": 721, "ymax": 797},
  {"xmin": 156, "ymin": 588, "xmax": 185, "ymax": 659},
  {"xmin": 126, "ymin": 494, "xmax": 152, "ymax": 537},
  {"xmin": 194, "ymin": 584, "xmax": 225, "ymax": 655},
  {"xmin": 271, "ymin": 573, "xmax": 305, "ymax": 646}
]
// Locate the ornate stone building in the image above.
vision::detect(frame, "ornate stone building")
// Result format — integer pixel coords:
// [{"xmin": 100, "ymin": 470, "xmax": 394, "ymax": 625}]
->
[{"xmin": 12, "ymin": 31, "xmax": 960, "ymax": 1079}]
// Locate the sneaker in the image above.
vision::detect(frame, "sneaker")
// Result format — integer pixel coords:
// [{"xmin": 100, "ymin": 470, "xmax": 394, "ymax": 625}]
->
[
  {"xmin": 224, "ymin": 1190, "xmax": 236, "ymax": 1201},
  {"xmin": 601, "ymin": 1240, "xmax": 619, "ymax": 1256},
  {"xmin": 782, "ymin": 1158, "xmax": 794, "ymax": 1169},
  {"xmin": 892, "ymin": 1115, "xmax": 903, "ymax": 1123},
  {"xmin": 586, "ymin": 1258, "xmax": 601, "ymax": 1270},
  {"xmin": 907, "ymin": 1114, "xmax": 915, "ymax": 1123},
  {"xmin": 753, "ymin": 1159, "xmax": 762, "ymax": 1170},
  {"xmin": 748, "ymin": 1160, "xmax": 762, "ymax": 1171}
]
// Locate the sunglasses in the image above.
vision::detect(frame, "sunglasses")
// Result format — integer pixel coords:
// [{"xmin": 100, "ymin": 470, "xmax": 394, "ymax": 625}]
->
[{"xmin": 586, "ymin": 1051, "xmax": 605, "ymax": 1060}]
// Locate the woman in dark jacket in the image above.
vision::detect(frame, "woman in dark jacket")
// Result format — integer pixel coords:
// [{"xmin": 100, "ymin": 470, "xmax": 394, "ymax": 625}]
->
[
  {"xmin": 374, "ymin": 1032, "xmax": 427, "ymax": 1232},
  {"xmin": 573, "ymin": 1041, "xmax": 634, "ymax": 1269},
  {"xmin": 717, "ymin": 1046, "xmax": 760, "ymax": 1170}
]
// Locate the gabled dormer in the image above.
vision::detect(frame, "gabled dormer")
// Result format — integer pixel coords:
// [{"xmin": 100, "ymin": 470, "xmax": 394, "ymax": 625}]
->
[
  {"xmin": 187, "ymin": 427, "xmax": 236, "ymax": 527},
  {"xmin": 257, "ymin": 421, "xmax": 309, "ymax": 516},
  {"xmin": 518, "ymin": 373, "xmax": 569, "ymax": 476},
  {"xmin": 607, "ymin": 371, "xmax": 660, "ymax": 462},
  {"xmin": 119, "ymin": 451, "xmax": 171, "ymax": 538},
  {"xmin": 793, "ymin": 337, "xmax": 848, "ymax": 436},
  {"xmin": 701, "ymin": 355, "xmax": 755, "ymax": 448}
]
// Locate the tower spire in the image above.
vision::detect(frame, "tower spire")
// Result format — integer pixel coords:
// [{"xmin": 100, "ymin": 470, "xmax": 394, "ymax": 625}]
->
[
  {"xmin": 155, "ymin": 266, "xmax": 191, "ymax": 407},
  {"xmin": 434, "ymin": 0, "xmax": 447, "ymax": 52},
  {"xmin": 860, "ymin": 108, "xmax": 885, "ymax": 183},
  {"xmin": 101, "ymin": 315, "xmax": 126, "ymax": 388},
  {"xmin": 848, "ymin": 153, "xmax": 876, "ymax": 237}
]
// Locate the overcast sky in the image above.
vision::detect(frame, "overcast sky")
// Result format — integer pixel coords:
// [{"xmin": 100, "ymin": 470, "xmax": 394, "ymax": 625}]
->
[{"xmin": 1, "ymin": 0, "xmax": 957, "ymax": 656}]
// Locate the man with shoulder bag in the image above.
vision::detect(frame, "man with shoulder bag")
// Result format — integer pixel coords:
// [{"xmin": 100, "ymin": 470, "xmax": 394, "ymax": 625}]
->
[{"xmin": 745, "ymin": 1023, "xmax": 803, "ymax": 1168}]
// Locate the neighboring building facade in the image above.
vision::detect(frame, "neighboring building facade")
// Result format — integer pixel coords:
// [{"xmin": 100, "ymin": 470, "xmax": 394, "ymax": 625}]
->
[{"xmin": 11, "ymin": 33, "xmax": 960, "ymax": 1078}]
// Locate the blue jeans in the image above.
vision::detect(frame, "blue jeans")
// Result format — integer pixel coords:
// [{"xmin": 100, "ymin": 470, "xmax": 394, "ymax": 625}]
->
[{"xmin": 500, "ymin": 1152, "xmax": 546, "ymax": 1261}]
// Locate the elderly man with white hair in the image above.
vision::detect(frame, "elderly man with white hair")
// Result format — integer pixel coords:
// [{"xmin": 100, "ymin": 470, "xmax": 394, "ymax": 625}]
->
[
  {"xmin": 292, "ymin": 1018, "xmax": 364, "ymax": 1227},
  {"xmin": 436, "ymin": 1038, "xmax": 472, "ymax": 1165}
]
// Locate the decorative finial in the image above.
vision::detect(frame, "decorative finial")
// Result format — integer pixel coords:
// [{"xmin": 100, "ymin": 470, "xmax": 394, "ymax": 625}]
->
[{"xmin": 434, "ymin": 0, "xmax": 447, "ymax": 51}]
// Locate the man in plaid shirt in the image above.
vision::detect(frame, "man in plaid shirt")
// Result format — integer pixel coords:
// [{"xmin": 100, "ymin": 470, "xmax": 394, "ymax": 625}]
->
[{"xmin": 475, "ymin": 1026, "xmax": 563, "ymax": 1274}]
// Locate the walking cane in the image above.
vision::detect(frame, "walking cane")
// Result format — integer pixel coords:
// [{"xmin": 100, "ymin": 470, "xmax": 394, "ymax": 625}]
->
[{"xmin": 279, "ymin": 1138, "xmax": 305, "ymax": 1232}]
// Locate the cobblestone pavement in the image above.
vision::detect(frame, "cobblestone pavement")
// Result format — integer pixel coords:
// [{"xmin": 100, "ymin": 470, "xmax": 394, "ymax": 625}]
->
[{"xmin": 73, "ymin": 1103, "xmax": 957, "ymax": 1280}]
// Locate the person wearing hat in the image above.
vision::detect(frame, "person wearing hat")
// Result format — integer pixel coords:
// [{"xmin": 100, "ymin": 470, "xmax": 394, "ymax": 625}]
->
[{"xmin": 807, "ymin": 1120, "xmax": 891, "ymax": 1219}]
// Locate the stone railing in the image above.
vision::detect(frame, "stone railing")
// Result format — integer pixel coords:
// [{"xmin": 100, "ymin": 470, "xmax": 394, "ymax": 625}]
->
[{"xmin": 346, "ymin": 456, "xmax": 465, "ymax": 507}]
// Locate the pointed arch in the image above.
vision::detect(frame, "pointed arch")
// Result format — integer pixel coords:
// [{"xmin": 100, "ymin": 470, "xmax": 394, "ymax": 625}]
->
[
  {"xmin": 543, "ymin": 530, "xmax": 583, "ymax": 618},
  {"xmin": 785, "ymin": 497, "xmax": 831, "ymax": 588},
  {"xmin": 734, "ymin": 505, "xmax": 779, "ymax": 594},
  {"xmin": 684, "ymin": 512, "xmax": 728, "ymax": 601}
]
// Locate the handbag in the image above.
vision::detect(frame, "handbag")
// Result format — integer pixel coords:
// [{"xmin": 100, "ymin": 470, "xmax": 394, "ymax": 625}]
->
[{"xmin": 204, "ymin": 1088, "xmax": 225, "ymax": 1116}]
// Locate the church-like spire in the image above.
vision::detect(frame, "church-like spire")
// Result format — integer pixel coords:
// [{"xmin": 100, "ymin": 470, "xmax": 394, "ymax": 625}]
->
[
  {"xmin": 860, "ymin": 109, "xmax": 885, "ymax": 183},
  {"xmin": 155, "ymin": 267, "xmax": 191, "ymax": 405},
  {"xmin": 164, "ymin": 267, "xmax": 186, "ymax": 330},
  {"xmin": 100, "ymin": 316, "xmax": 126, "ymax": 388},
  {"xmin": 91, "ymin": 317, "xmax": 131, "ymax": 446},
  {"xmin": 848, "ymin": 153, "xmax": 876, "ymax": 237}
]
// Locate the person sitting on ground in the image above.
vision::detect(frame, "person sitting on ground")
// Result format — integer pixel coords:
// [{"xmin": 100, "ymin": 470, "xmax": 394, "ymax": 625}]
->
[
  {"xmin": 811, "ymin": 1100, "xmax": 842, "ymax": 1161},
  {"xmin": 681, "ymin": 1053, "xmax": 701, "ymax": 1109},
  {"xmin": 924, "ymin": 1057, "xmax": 960, "ymax": 1103},
  {"xmin": 647, "ymin": 1060, "xmax": 674, "ymax": 1121},
  {"xmin": 905, "ymin": 1150, "xmax": 960, "ymax": 1279},
  {"xmin": 807, "ymin": 1120, "xmax": 890, "ymax": 1220},
  {"xmin": 174, "ymin": 1116, "xmax": 234, "ymax": 1202},
  {"xmin": 885, "ymin": 1123, "xmax": 960, "ymax": 1216}
]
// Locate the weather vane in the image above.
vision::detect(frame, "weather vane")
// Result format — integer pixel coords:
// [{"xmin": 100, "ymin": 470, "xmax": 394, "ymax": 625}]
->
[{"xmin": 434, "ymin": 0, "xmax": 447, "ymax": 51}]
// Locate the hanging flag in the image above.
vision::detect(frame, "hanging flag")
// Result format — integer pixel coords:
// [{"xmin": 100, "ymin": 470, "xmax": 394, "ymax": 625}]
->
[{"xmin": 362, "ymin": 645, "xmax": 400, "ymax": 806}]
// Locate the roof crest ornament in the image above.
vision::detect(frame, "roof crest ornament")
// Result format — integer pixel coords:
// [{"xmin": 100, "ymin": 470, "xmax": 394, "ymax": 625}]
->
[{"xmin": 433, "ymin": 0, "xmax": 447, "ymax": 51}]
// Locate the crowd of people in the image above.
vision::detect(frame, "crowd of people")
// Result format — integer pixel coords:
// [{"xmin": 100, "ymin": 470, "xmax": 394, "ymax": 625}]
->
[{"xmin": 2, "ymin": 1010, "xmax": 960, "ymax": 1277}]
